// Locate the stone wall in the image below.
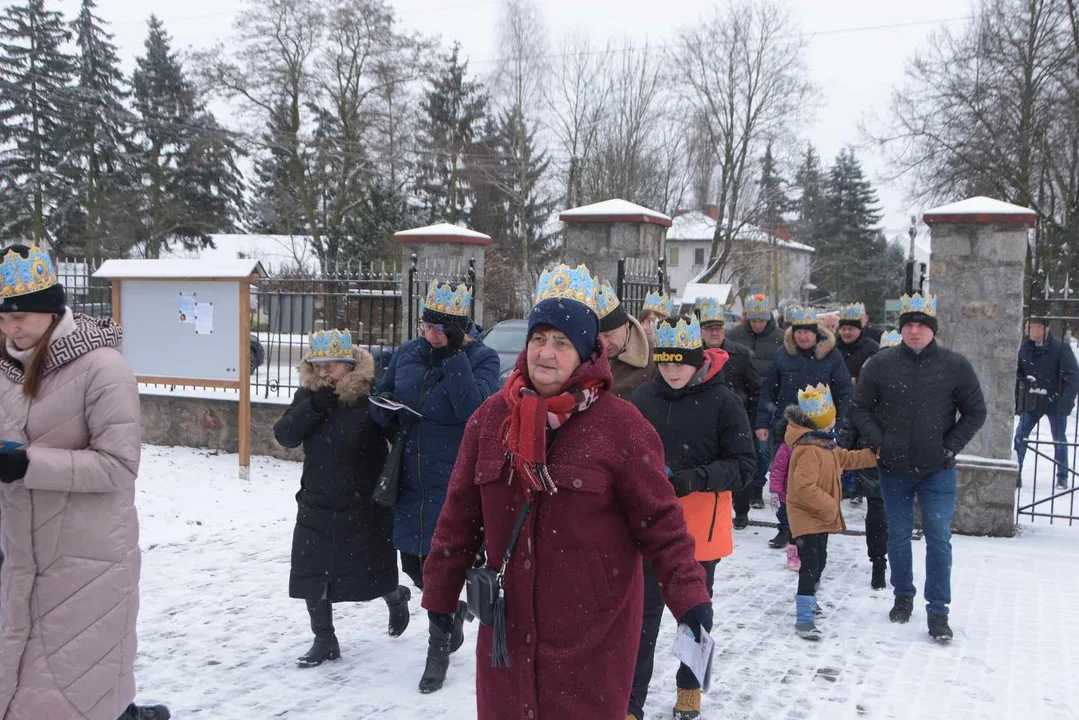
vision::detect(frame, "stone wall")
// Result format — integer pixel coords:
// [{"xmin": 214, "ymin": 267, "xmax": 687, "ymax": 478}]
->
[
  {"xmin": 563, "ymin": 222, "xmax": 666, "ymax": 285},
  {"xmin": 139, "ymin": 393, "xmax": 301, "ymax": 462},
  {"xmin": 398, "ymin": 241, "xmax": 487, "ymax": 328}
]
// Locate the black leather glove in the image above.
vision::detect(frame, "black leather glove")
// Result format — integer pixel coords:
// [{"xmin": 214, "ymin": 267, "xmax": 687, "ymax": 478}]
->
[
  {"xmin": 0, "ymin": 449, "xmax": 29, "ymax": 483},
  {"xmin": 310, "ymin": 386, "xmax": 338, "ymax": 412},
  {"xmin": 681, "ymin": 602, "xmax": 714, "ymax": 641},
  {"xmin": 671, "ymin": 469, "xmax": 705, "ymax": 498},
  {"xmin": 443, "ymin": 324, "xmax": 465, "ymax": 353},
  {"xmin": 429, "ymin": 610, "xmax": 455, "ymax": 636},
  {"xmin": 943, "ymin": 448, "xmax": 956, "ymax": 469}
]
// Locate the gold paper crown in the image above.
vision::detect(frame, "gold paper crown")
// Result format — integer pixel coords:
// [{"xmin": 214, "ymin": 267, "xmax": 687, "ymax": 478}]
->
[
  {"xmin": 424, "ymin": 282, "xmax": 473, "ymax": 317},
  {"xmin": 900, "ymin": 293, "xmax": 937, "ymax": 317},
  {"xmin": 695, "ymin": 297, "xmax": 726, "ymax": 325},
  {"xmin": 880, "ymin": 330, "xmax": 902, "ymax": 348},
  {"xmin": 307, "ymin": 329, "xmax": 354, "ymax": 362},
  {"xmin": 642, "ymin": 291, "xmax": 676, "ymax": 318},
  {"xmin": 745, "ymin": 293, "xmax": 771, "ymax": 320},
  {"xmin": 595, "ymin": 281, "xmax": 622, "ymax": 319},
  {"xmin": 0, "ymin": 244, "xmax": 58, "ymax": 299},
  {"xmin": 533, "ymin": 263, "xmax": 600, "ymax": 314},
  {"xmin": 655, "ymin": 314, "xmax": 703, "ymax": 351},
  {"xmin": 839, "ymin": 303, "xmax": 865, "ymax": 321},
  {"xmin": 797, "ymin": 382, "xmax": 837, "ymax": 429}
]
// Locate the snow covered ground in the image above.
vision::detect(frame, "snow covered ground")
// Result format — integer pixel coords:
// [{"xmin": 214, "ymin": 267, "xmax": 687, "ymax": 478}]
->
[{"xmin": 131, "ymin": 446, "xmax": 1078, "ymax": 719}]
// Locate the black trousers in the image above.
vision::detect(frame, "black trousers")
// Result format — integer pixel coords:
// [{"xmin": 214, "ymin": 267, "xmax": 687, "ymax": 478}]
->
[
  {"xmin": 865, "ymin": 497, "xmax": 888, "ymax": 562},
  {"xmin": 401, "ymin": 552, "xmax": 424, "ymax": 590},
  {"xmin": 795, "ymin": 533, "xmax": 828, "ymax": 596},
  {"xmin": 628, "ymin": 558, "xmax": 718, "ymax": 719}
]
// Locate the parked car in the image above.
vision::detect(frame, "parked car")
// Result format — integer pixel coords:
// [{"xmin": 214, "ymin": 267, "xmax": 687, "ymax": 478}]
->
[{"xmin": 479, "ymin": 319, "xmax": 527, "ymax": 387}]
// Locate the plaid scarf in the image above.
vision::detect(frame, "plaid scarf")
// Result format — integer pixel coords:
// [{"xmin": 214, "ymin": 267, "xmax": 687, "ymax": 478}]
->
[{"xmin": 501, "ymin": 368, "xmax": 604, "ymax": 493}]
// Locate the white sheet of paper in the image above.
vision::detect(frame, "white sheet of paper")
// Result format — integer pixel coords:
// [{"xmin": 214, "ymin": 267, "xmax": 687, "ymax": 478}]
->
[
  {"xmin": 368, "ymin": 395, "xmax": 424, "ymax": 419},
  {"xmin": 178, "ymin": 293, "xmax": 196, "ymax": 324},
  {"xmin": 195, "ymin": 303, "xmax": 214, "ymax": 335},
  {"xmin": 673, "ymin": 623, "xmax": 715, "ymax": 692}
]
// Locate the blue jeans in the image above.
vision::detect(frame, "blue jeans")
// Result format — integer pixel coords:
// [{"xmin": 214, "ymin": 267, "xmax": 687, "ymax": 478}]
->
[
  {"xmin": 879, "ymin": 468, "xmax": 956, "ymax": 616},
  {"xmin": 1014, "ymin": 412, "xmax": 1069, "ymax": 478},
  {"xmin": 753, "ymin": 434, "xmax": 771, "ymax": 488}
]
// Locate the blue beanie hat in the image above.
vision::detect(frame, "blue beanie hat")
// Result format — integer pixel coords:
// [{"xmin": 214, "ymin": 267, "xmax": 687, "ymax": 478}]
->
[{"xmin": 528, "ymin": 263, "xmax": 602, "ymax": 362}]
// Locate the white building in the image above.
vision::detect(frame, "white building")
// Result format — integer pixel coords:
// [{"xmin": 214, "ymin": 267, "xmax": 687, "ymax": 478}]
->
[{"xmin": 665, "ymin": 208, "xmax": 815, "ymax": 306}]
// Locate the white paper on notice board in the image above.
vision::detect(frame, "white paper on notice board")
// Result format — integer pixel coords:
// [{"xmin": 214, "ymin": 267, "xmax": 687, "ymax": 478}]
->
[
  {"xmin": 195, "ymin": 303, "xmax": 214, "ymax": 335},
  {"xmin": 179, "ymin": 292, "xmax": 196, "ymax": 324}
]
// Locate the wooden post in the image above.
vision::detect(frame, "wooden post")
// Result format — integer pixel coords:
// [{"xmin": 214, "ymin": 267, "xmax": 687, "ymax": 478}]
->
[
  {"xmin": 111, "ymin": 280, "xmax": 122, "ymax": 324},
  {"xmin": 238, "ymin": 277, "xmax": 252, "ymax": 480}
]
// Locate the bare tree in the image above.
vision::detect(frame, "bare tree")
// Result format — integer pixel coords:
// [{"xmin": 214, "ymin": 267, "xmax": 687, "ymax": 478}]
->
[{"xmin": 675, "ymin": 0, "xmax": 814, "ymax": 283}]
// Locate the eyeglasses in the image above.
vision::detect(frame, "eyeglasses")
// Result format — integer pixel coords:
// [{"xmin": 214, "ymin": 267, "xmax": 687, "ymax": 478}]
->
[{"xmin": 418, "ymin": 322, "xmax": 445, "ymax": 335}]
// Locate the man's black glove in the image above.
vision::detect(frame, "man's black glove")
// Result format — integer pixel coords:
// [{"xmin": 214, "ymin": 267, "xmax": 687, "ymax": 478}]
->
[
  {"xmin": 0, "ymin": 449, "xmax": 29, "ymax": 483},
  {"xmin": 310, "ymin": 386, "xmax": 338, "ymax": 412},
  {"xmin": 671, "ymin": 469, "xmax": 705, "ymax": 498},
  {"xmin": 428, "ymin": 610, "xmax": 455, "ymax": 636},
  {"xmin": 681, "ymin": 602, "xmax": 714, "ymax": 642},
  {"xmin": 943, "ymin": 448, "xmax": 956, "ymax": 468},
  {"xmin": 443, "ymin": 324, "xmax": 465, "ymax": 353}
]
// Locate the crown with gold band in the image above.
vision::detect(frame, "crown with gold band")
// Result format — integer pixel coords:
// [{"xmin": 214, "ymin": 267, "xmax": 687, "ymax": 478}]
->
[
  {"xmin": 306, "ymin": 329, "xmax": 354, "ymax": 362},
  {"xmin": 744, "ymin": 293, "xmax": 771, "ymax": 320},
  {"xmin": 900, "ymin": 293, "xmax": 937, "ymax": 317},
  {"xmin": 642, "ymin": 291, "xmax": 676, "ymax": 319},
  {"xmin": 595, "ymin": 280, "xmax": 622, "ymax": 319},
  {"xmin": 655, "ymin": 314, "xmax": 703, "ymax": 351},
  {"xmin": 695, "ymin": 297, "xmax": 726, "ymax": 326},
  {"xmin": 839, "ymin": 303, "xmax": 865, "ymax": 322},
  {"xmin": 534, "ymin": 263, "xmax": 600, "ymax": 314},
  {"xmin": 798, "ymin": 383, "xmax": 837, "ymax": 428},
  {"xmin": 880, "ymin": 330, "xmax": 902, "ymax": 348},
  {"xmin": 424, "ymin": 282, "xmax": 472, "ymax": 318},
  {"xmin": 786, "ymin": 305, "xmax": 819, "ymax": 327},
  {"xmin": 0, "ymin": 244, "xmax": 58, "ymax": 300}
]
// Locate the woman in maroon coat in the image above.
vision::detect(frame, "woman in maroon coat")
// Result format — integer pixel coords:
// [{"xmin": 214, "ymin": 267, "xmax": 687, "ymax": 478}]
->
[{"xmin": 422, "ymin": 264, "xmax": 713, "ymax": 720}]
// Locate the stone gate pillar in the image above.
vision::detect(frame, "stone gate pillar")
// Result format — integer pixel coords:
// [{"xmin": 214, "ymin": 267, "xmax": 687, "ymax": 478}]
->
[
  {"xmin": 394, "ymin": 223, "xmax": 491, "ymax": 334},
  {"xmin": 924, "ymin": 196, "xmax": 1036, "ymax": 537},
  {"xmin": 559, "ymin": 199, "xmax": 671, "ymax": 286}
]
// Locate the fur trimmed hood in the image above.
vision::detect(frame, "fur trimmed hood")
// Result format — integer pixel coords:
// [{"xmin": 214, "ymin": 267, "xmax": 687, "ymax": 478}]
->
[
  {"xmin": 783, "ymin": 326, "xmax": 836, "ymax": 360},
  {"xmin": 298, "ymin": 346, "xmax": 375, "ymax": 406},
  {"xmin": 618, "ymin": 315, "xmax": 652, "ymax": 369}
]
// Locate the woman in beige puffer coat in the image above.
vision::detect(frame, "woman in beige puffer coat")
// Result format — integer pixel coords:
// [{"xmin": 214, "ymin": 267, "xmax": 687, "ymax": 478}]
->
[{"xmin": 0, "ymin": 244, "xmax": 169, "ymax": 720}]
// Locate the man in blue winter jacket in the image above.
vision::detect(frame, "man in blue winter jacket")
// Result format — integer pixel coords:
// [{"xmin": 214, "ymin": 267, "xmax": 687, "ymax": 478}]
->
[{"xmin": 1014, "ymin": 316, "xmax": 1079, "ymax": 489}]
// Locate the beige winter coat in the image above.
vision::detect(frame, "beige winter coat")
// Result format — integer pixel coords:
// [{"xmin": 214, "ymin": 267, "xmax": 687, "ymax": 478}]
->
[{"xmin": 0, "ymin": 311, "xmax": 142, "ymax": 720}]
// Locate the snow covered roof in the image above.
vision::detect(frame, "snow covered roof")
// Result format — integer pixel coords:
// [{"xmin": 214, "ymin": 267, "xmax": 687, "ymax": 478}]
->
[
  {"xmin": 95, "ymin": 258, "xmax": 267, "ymax": 280},
  {"xmin": 394, "ymin": 223, "xmax": 492, "ymax": 245},
  {"xmin": 667, "ymin": 211, "xmax": 815, "ymax": 252},
  {"xmin": 679, "ymin": 282, "xmax": 732, "ymax": 305},
  {"xmin": 559, "ymin": 199, "xmax": 673, "ymax": 228},
  {"xmin": 132, "ymin": 235, "xmax": 319, "ymax": 274},
  {"xmin": 924, "ymin": 196, "xmax": 1037, "ymax": 226}
]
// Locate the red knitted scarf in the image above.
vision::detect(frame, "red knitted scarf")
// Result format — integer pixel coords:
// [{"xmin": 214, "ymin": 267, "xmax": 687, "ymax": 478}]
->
[{"xmin": 501, "ymin": 369, "xmax": 604, "ymax": 493}]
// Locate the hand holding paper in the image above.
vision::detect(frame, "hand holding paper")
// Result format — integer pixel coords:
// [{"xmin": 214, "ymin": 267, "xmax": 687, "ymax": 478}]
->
[{"xmin": 673, "ymin": 623, "xmax": 715, "ymax": 692}]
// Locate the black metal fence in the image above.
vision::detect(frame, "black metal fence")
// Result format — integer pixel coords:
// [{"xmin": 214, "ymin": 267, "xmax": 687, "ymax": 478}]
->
[
  {"xmin": 57, "ymin": 257, "xmax": 112, "ymax": 319},
  {"xmin": 616, "ymin": 256, "xmax": 665, "ymax": 317}
]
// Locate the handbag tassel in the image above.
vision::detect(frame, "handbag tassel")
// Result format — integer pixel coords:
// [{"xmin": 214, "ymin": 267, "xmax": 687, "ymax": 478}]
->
[{"xmin": 491, "ymin": 592, "xmax": 510, "ymax": 668}]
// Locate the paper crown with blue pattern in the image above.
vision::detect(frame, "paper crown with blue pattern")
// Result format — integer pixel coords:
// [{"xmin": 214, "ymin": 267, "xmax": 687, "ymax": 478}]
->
[
  {"xmin": 900, "ymin": 293, "xmax": 937, "ymax": 317},
  {"xmin": 595, "ymin": 280, "xmax": 621, "ymax": 319},
  {"xmin": 880, "ymin": 330, "xmax": 902, "ymax": 348},
  {"xmin": 642, "ymin": 291, "xmax": 676, "ymax": 319},
  {"xmin": 533, "ymin": 263, "xmax": 600, "ymax": 314},
  {"xmin": 306, "ymin": 329, "xmax": 355, "ymax": 363},
  {"xmin": 744, "ymin": 293, "xmax": 772, "ymax": 321},
  {"xmin": 839, "ymin": 303, "xmax": 865, "ymax": 322},
  {"xmin": 0, "ymin": 244, "xmax": 58, "ymax": 300},
  {"xmin": 424, "ymin": 282, "xmax": 472, "ymax": 317},
  {"xmin": 653, "ymin": 314, "xmax": 705, "ymax": 368},
  {"xmin": 786, "ymin": 305, "xmax": 820, "ymax": 328},
  {"xmin": 798, "ymin": 383, "xmax": 837, "ymax": 430},
  {"xmin": 695, "ymin": 297, "xmax": 726, "ymax": 326}
]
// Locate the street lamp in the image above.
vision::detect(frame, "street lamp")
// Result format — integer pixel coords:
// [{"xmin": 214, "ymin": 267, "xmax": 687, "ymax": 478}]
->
[{"xmin": 906, "ymin": 215, "xmax": 917, "ymax": 294}]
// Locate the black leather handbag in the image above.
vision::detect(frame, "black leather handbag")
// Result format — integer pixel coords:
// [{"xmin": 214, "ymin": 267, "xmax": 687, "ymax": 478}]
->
[{"xmin": 372, "ymin": 430, "xmax": 405, "ymax": 508}]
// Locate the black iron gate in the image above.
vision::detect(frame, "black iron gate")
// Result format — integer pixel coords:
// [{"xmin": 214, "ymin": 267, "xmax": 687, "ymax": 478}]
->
[
  {"xmin": 1016, "ymin": 269, "xmax": 1079, "ymax": 525},
  {"xmin": 616, "ymin": 256, "xmax": 665, "ymax": 317},
  {"xmin": 406, "ymin": 254, "xmax": 477, "ymax": 340}
]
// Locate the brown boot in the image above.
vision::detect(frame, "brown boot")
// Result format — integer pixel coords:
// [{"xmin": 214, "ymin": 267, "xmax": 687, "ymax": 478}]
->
[{"xmin": 673, "ymin": 688, "xmax": 701, "ymax": 719}]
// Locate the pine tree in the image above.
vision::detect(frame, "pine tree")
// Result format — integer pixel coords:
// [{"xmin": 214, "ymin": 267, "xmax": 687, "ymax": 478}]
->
[
  {"xmin": 416, "ymin": 43, "xmax": 488, "ymax": 225},
  {"xmin": 791, "ymin": 143, "xmax": 825, "ymax": 249},
  {"xmin": 132, "ymin": 16, "xmax": 242, "ymax": 257},
  {"xmin": 0, "ymin": 0, "xmax": 74, "ymax": 246},
  {"xmin": 60, "ymin": 0, "xmax": 134, "ymax": 257},
  {"xmin": 247, "ymin": 100, "xmax": 306, "ymax": 235}
]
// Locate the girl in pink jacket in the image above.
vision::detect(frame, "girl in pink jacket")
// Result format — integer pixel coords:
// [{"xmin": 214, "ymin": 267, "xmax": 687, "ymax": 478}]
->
[{"xmin": 768, "ymin": 419, "xmax": 799, "ymax": 570}]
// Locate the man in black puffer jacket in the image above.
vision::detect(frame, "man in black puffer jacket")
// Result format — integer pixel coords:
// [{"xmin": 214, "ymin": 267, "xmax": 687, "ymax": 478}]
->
[
  {"xmin": 852, "ymin": 295, "xmax": 986, "ymax": 642},
  {"xmin": 835, "ymin": 303, "xmax": 880, "ymax": 502}
]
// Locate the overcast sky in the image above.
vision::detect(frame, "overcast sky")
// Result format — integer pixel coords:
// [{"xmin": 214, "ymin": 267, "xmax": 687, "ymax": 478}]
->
[{"xmin": 94, "ymin": 0, "xmax": 973, "ymax": 246}]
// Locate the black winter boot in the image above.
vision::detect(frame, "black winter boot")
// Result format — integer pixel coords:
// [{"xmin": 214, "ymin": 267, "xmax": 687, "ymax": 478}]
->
[
  {"xmin": 297, "ymin": 598, "xmax": 340, "ymax": 668},
  {"xmin": 750, "ymin": 486, "xmax": 766, "ymax": 509},
  {"xmin": 871, "ymin": 559, "xmax": 887, "ymax": 590},
  {"xmin": 419, "ymin": 613, "xmax": 453, "ymax": 693},
  {"xmin": 769, "ymin": 527, "xmax": 791, "ymax": 549},
  {"xmin": 928, "ymin": 613, "xmax": 954, "ymax": 642},
  {"xmin": 384, "ymin": 585, "xmax": 411, "ymax": 638},
  {"xmin": 889, "ymin": 596, "xmax": 914, "ymax": 624},
  {"xmin": 733, "ymin": 512, "xmax": 749, "ymax": 530},
  {"xmin": 450, "ymin": 600, "xmax": 474, "ymax": 654},
  {"xmin": 119, "ymin": 703, "xmax": 171, "ymax": 720}
]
